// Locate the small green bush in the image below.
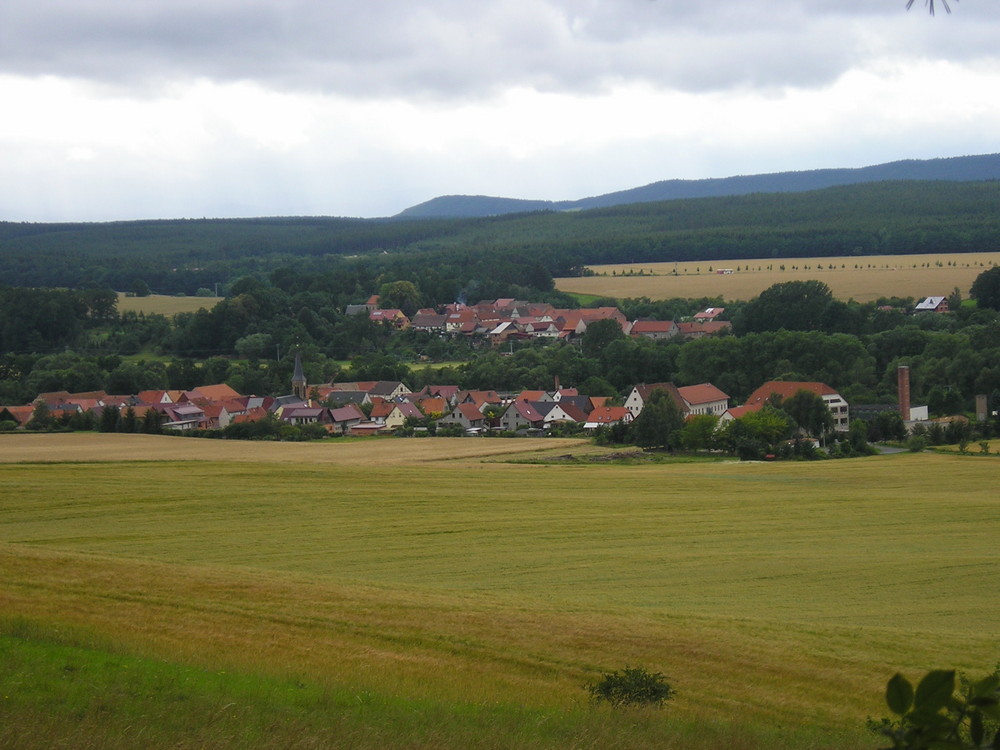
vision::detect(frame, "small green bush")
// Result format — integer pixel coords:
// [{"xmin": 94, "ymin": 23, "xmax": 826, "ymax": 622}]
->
[{"xmin": 587, "ymin": 666, "xmax": 674, "ymax": 708}]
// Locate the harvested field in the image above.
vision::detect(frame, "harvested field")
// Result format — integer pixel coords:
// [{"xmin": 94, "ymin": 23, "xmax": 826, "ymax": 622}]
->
[
  {"xmin": 556, "ymin": 251, "xmax": 1000, "ymax": 302},
  {"xmin": 0, "ymin": 432, "xmax": 606, "ymax": 465},
  {"xmin": 116, "ymin": 293, "xmax": 222, "ymax": 316}
]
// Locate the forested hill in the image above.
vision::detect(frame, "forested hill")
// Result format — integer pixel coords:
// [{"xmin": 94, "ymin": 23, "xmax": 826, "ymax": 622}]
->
[
  {"xmin": 1, "ymin": 179, "xmax": 999, "ymax": 296},
  {"xmin": 396, "ymin": 153, "xmax": 1000, "ymax": 218}
]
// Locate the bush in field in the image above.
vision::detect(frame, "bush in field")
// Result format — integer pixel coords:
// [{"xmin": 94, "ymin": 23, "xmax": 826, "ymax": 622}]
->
[
  {"xmin": 871, "ymin": 668, "xmax": 1000, "ymax": 749},
  {"xmin": 587, "ymin": 666, "xmax": 674, "ymax": 709}
]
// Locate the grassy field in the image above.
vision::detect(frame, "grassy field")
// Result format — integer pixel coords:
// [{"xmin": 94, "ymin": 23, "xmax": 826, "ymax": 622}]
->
[
  {"xmin": 116, "ymin": 293, "xmax": 222, "ymax": 316},
  {"xmin": 555, "ymin": 252, "xmax": 1000, "ymax": 303},
  {"xmin": 2, "ymin": 434, "xmax": 998, "ymax": 748}
]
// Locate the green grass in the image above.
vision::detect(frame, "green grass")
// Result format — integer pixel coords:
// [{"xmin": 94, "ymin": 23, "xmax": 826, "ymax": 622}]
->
[{"xmin": 1, "ymin": 448, "xmax": 998, "ymax": 748}]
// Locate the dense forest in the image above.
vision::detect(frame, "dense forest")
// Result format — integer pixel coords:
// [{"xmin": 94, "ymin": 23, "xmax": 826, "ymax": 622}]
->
[{"xmin": 1, "ymin": 180, "xmax": 998, "ymax": 299}]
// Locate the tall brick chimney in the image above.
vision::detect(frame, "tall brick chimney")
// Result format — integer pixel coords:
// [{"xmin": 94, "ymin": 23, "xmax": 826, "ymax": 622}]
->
[{"xmin": 898, "ymin": 365, "xmax": 911, "ymax": 421}]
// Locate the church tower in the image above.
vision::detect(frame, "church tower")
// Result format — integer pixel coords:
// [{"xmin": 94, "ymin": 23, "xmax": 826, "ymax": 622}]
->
[{"xmin": 291, "ymin": 351, "xmax": 307, "ymax": 401}]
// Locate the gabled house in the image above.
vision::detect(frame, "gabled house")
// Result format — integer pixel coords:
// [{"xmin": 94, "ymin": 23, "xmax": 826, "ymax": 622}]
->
[
  {"xmin": 627, "ymin": 320, "xmax": 678, "ymax": 340},
  {"xmin": 370, "ymin": 309, "xmax": 410, "ymax": 328},
  {"xmin": 369, "ymin": 381, "xmax": 412, "ymax": 400},
  {"xmin": 624, "ymin": 383, "xmax": 686, "ymax": 419},
  {"xmin": 583, "ymin": 406, "xmax": 632, "ymax": 430},
  {"xmin": 279, "ymin": 406, "xmax": 331, "ymax": 426},
  {"xmin": 499, "ymin": 400, "xmax": 546, "ymax": 432},
  {"xmin": 915, "ymin": 296, "xmax": 949, "ymax": 313},
  {"xmin": 438, "ymin": 403, "xmax": 486, "ymax": 431},
  {"xmin": 410, "ymin": 312, "xmax": 448, "ymax": 332},
  {"xmin": 532, "ymin": 401, "xmax": 584, "ymax": 427},
  {"xmin": 677, "ymin": 383, "xmax": 730, "ymax": 417},
  {"xmin": 329, "ymin": 404, "xmax": 365, "ymax": 435}
]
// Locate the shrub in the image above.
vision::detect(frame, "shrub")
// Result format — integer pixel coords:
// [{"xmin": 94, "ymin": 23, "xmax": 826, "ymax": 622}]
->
[{"xmin": 586, "ymin": 666, "xmax": 674, "ymax": 709}]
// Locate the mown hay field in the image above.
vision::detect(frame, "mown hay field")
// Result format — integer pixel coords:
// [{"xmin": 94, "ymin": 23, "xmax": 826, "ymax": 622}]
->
[
  {"xmin": 2, "ymin": 434, "xmax": 998, "ymax": 749},
  {"xmin": 116, "ymin": 292, "xmax": 222, "ymax": 316},
  {"xmin": 555, "ymin": 252, "xmax": 1000, "ymax": 302}
]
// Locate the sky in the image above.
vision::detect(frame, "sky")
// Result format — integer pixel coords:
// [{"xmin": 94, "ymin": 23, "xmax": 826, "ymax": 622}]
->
[{"xmin": 1, "ymin": 0, "xmax": 998, "ymax": 222}]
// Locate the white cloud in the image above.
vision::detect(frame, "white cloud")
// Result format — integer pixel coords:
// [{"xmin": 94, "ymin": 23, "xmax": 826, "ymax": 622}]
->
[{"xmin": 0, "ymin": 0, "xmax": 998, "ymax": 220}]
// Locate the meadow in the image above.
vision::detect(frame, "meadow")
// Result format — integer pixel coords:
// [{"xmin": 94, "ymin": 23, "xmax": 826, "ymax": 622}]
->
[
  {"xmin": 2, "ymin": 434, "xmax": 998, "ymax": 749},
  {"xmin": 554, "ymin": 252, "xmax": 1000, "ymax": 303}
]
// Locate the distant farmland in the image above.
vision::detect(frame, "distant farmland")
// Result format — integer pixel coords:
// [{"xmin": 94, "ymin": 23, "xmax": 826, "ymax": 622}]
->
[
  {"xmin": 116, "ymin": 292, "xmax": 222, "ymax": 317},
  {"xmin": 555, "ymin": 251, "xmax": 1000, "ymax": 302}
]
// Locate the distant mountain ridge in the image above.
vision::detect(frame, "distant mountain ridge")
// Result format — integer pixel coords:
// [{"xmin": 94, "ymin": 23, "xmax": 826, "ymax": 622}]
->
[{"xmin": 395, "ymin": 153, "xmax": 1000, "ymax": 219}]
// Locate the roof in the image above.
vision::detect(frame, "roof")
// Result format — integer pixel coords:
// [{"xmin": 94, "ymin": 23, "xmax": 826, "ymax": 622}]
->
[
  {"xmin": 745, "ymin": 381, "xmax": 840, "ymax": 407},
  {"xmin": 693, "ymin": 307, "xmax": 725, "ymax": 320},
  {"xmin": 676, "ymin": 321, "xmax": 732, "ymax": 336},
  {"xmin": 585, "ymin": 406, "xmax": 631, "ymax": 426},
  {"xmin": 330, "ymin": 405, "xmax": 365, "ymax": 422},
  {"xmin": 677, "ymin": 383, "xmax": 729, "ymax": 406},
  {"xmin": 189, "ymin": 384, "xmax": 243, "ymax": 402},
  {"xmin": 915, "ymin": 296, "xmax": 947, "ymax": 310},
  {"xmin": 506, "ymin": 400, "xmax": 545, "ymax": 422},
  {"xmin": 629, "ymin": 320, "xmax": 676, "ymax": 334}
]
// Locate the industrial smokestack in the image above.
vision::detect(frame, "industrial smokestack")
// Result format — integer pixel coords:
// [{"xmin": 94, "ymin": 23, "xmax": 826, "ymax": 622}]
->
[{"xmin": 898, "ymin": 365, "xmax": 911, "ymax": 421}]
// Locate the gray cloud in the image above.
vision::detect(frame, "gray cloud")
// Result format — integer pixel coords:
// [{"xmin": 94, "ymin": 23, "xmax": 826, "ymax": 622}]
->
[{"xmin": 2, "ymin": 0, "xmax": 997, "ymax": 98}]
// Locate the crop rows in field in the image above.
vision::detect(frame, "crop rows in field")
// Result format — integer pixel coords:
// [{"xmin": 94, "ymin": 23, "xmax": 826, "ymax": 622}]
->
[{"xmin": 556, "ymin": 252, "xmax": 1000, "ymax": 302}]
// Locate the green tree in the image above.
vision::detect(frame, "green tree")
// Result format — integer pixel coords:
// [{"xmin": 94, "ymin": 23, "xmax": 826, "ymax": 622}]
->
[
  {"xmin": 26, "ymin": 401, "xmax": 54, "ymax": 431},
  {"xmin": 630, "ymin": 389, "xmax": 685, "ymax": 449},
  {"xmin": 378, "ymin": 280, "xmax": 422, "ymax": 317},
  {"xmin": 970, "ymin": 267, "xmax": 1000, "ymax": 312},
  {"xmin": 735, "ymin": 280, "xmax": 834, "ymax": 335},
  {"xmin": 781, "ymin": 389, "xmax": 834, "ymax": 438},
  {"xmin": 681, "ymin": 413, "xmax": 718, "ymax": 451},
  {"xmin": 582, "ymin": 318, "xmax": 626, "ymax": 360}
]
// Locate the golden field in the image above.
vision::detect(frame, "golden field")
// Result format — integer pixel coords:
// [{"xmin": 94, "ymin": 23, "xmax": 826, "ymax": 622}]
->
[
  {"xmin": 555, "ymin": 252, "xmax": 1000, "ymax": 303},
  {"xmin": 116, "ymin": 292, "xmax": 222, "ymax": 316},
  {"xmin": 2, "ymin": 433, "xmax": 998, "ymax": 748}
]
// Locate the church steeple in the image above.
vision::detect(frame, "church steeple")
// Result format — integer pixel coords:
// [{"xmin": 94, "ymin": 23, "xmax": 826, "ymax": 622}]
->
[{"xmin": 291, "ymin": 351, "xmax": 307, "ymax": 400}]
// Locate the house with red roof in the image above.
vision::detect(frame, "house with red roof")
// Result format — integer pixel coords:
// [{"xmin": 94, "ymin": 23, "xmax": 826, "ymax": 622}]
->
[
  {"xmin": 744, "ymin": 380, "xmax": 850, "ymax": 431},
  {"xmin": 676, "ymin": 321, "xmax": 732, "ymax": 339},
  {"xmin": 627, "ymin": 320, "xmax": 678, "ymax": 340},
  {"xmin": 584, "ymin": 406, "xmax": 633, "ymax": 430},
  {"xmin": 677, "ymin": 384, "xmax": 730, "ymax": 417}
]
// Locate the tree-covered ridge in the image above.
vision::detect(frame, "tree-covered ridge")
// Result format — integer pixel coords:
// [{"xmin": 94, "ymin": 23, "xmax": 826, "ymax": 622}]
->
[{"xmin": 1, "ymin": 180, "xmax": 998, "ymax": 296}]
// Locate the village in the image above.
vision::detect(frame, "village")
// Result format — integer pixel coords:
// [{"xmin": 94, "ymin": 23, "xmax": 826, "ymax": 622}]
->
[{"xmin": 3, "ymin": 293, "xmax": 967, "ymax": 441}]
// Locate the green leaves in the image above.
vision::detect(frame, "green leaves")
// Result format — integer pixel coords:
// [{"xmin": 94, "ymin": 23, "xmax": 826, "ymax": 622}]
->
[
  {"xmin": 877, "ymin": 668, "xmax": 1000, "ymax": 750},
  {"xmin": 913, "ymin": 670, "xmax": 955, "ymax": 714},
  {"xmin": 887, "ymin": 673, "xmax": 914, "ymax": 715}
]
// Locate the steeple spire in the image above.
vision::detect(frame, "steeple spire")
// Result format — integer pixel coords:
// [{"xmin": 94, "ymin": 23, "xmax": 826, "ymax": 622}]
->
[{"xmin": 291, "ymin": 351, "xmax": 307, "ymax": 400}]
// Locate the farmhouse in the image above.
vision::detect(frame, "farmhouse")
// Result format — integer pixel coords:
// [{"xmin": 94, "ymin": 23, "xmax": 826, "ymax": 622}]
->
[{"xmin": 915, "ymin": 296, "xmax": 949, "ymax": 313}]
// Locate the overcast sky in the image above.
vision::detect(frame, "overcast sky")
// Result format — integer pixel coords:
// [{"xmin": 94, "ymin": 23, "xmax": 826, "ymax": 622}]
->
[{"xmin": 2, "ymin": 1, "xmax": 998, "ymax": 222}]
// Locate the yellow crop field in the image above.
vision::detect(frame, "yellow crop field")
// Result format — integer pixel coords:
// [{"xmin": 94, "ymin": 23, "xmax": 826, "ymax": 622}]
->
[
  {"xmin": 116, "ymin": 292, "xmax": 222, "ymax": 316},
  {"xmin": 555, "ymin": 252, "xmax": 1000, "ymax": 303},
  {"xmin": 2, "ymin": 433, "xmax": 998, "ymax": 749}
]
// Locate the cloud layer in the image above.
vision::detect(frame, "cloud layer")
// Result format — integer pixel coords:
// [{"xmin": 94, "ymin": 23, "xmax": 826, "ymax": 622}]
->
[{"xmin": 1, "ymin": 0, "xmax": 998, "ymax": 220}]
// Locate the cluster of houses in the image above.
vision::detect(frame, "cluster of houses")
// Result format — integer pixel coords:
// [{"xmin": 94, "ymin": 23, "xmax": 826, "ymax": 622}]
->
[
  {"xmin": 347, "ymin": 296, "xmax": 732, "ymax": 344},
  {"xmin": 3, "ymin": 350, "xmax": 854, "ymax": 437}
]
